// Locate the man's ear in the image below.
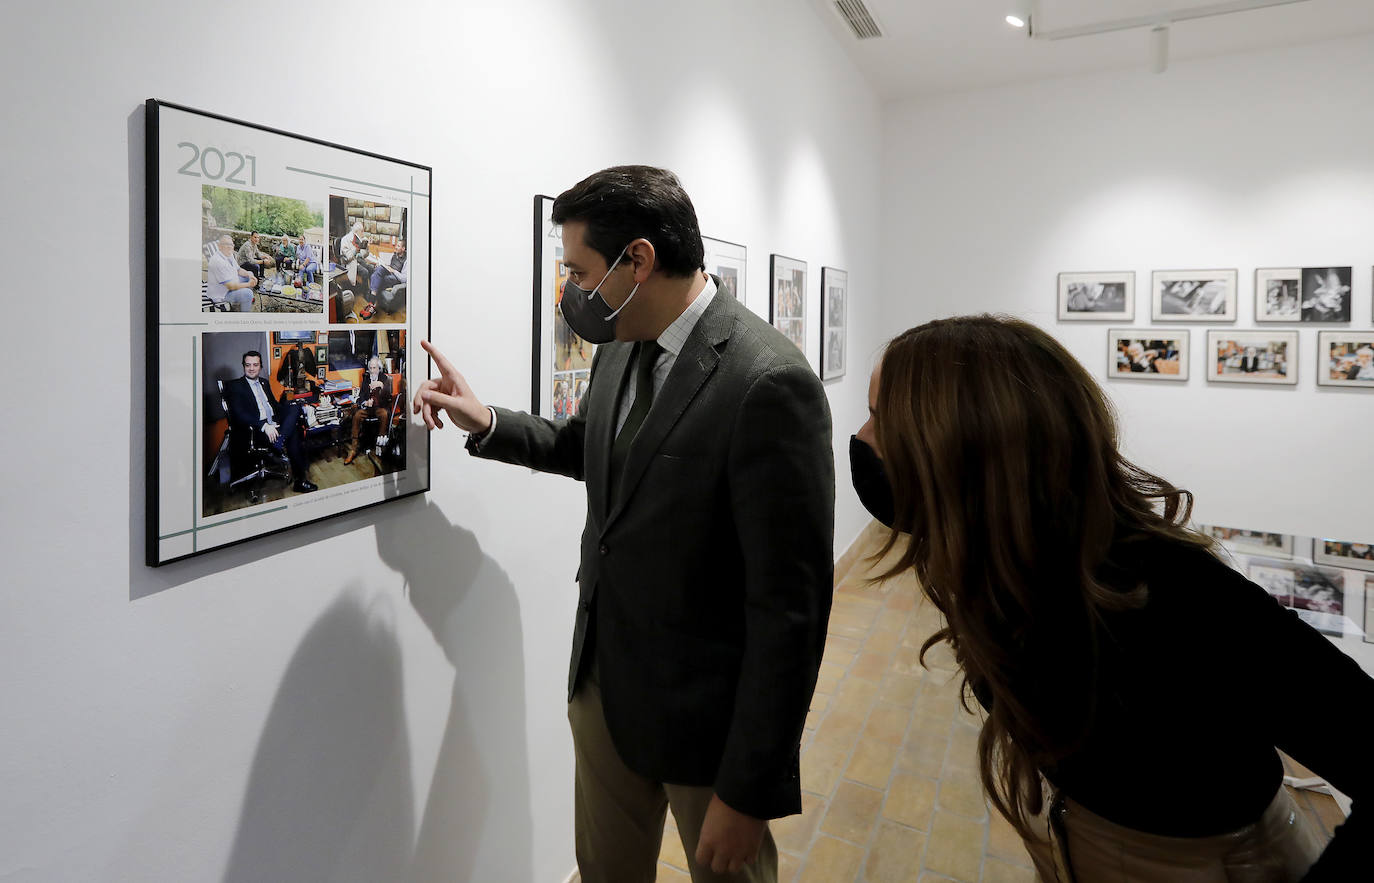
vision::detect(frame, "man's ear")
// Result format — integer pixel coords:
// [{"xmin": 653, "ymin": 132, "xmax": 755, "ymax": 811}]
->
[{"xmin": 625, "ymin": 238, "xmax": 657, "ymax": 283}]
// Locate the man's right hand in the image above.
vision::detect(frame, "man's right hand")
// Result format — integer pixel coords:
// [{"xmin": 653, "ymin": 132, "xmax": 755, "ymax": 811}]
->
[
  {"xmin": 263, "ymin": 424, "xmax": 280, "ymax": 443},
  {"xmin": 413, "ymin": 339, "xmax": 491, "ymax": 433}
]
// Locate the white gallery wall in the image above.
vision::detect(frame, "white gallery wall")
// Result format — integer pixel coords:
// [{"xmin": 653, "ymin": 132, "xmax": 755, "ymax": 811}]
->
[
  {"xmin": 881, "ymin": 32, "xmax": 1374, "ymax": 673},
  {"xmin": 0, "ymin": 1, "xmax": 880, "ymax": 880}
]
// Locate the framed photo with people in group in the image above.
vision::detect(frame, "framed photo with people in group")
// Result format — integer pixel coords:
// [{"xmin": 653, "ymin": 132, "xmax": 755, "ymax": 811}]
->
[
  {"xmin": 1316, "ymin": 331, "xmax": 1374, "ymax": 388},
  {"xmin": 532, "ymin": 194, "xmax": 594, "ymax": 419},
  {"xmin": 146, "ymin": 99, "xmax": 431, "ymax": 566},
  {"xmin": 770, "ymin": 254, "xmax": 808, "ymax": 357},
  {"xmin": 1205, "ymin": 330, "xmax": 1297, "ymax": 385},
  {"xmin": 1108, "ymin": 329, "xmax": 1189, "ymax": 381},
  {"xmin": 819, "ymin": 267, "xmax": 848, "ymax": 381},
  {"xmin": 702, "ymin": 235, "xmax": 750, "ymax": 313},
  {"xmin": 1151, "ymin": 269, "xmax": 1237, "ymax": 322},
  {"xmin": 1313, "ymin": 539, "xmax": 1374, "ymax": 573},
  {"xmin": 1057, "ymin": 271, "xmax": 1134, "ymax": 321}
]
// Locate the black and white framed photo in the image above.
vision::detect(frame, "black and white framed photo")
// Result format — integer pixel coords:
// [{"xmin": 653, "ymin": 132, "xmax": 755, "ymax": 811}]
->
[
  {"xmin": 1299, "ymin": 266, "xmax": 1352, "ymax": 322},
  {"xmin": 1057, "ymin": 271, "xmax": 1134, "ymax": 321},
  {"xmin": 1316, "ymin": 331, "xmax": 1374, "ymax": 388},
  {"xmin": 820, "ymin": 267, "xmax": 847, "ymax": 381},
  {"xmin": 146, "ymin": 99, "xmax": 431, "ymax": 566},
  {"xmin": 770, "ymin": 254, "xmax": 807, "ymax": 356},
  {"xmin": 1206, "ymin": 525, "xmax": 1295, "ymax": 559},
  {"xmin": 532, "ymin": 194, "xmax": 594, "ymax": 419},
  {"xmin": 1205, "ymin": 330, "xmax": 1297, "ymax": 385},
  {"xmin": 1151, "ymin": 269, "xmax": 1237, "ymax": 322},
  {"xmin": 1290, "ymin": 566, "xmax": 1346, "ymax": 636},
  {"xmin": 1108, "ymin": 329, "xmax": 1189, "ymax": 381},
  {"xmin": 1255, "ymin": 268, "xmax": 1301, "ymax": 322},
  {"xmin": 702, "ymin": 235, "xmax": 750, "ymax": 312},
  {"xmin": 1248, "ymin": 560, "xmax": 1297, "ymax": 604},
  {"xmin": 1314, "ymin": 539, "xmax": 1374, "ymax": 574}
]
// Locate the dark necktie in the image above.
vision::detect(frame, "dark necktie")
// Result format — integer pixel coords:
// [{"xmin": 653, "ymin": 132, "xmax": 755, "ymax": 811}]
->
[{"xmin": 609, "ymin": 341, "xmax": 662, "ymax": 502}]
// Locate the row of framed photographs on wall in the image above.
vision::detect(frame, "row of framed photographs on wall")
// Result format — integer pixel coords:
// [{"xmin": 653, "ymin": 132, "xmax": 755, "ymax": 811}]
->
[
  {"xmin": 1201, "ymin": 525, "xmax": 1374, "ymax": 642},
  {"xmin": 767, "ymin": 255, "xmax": 848, "ymax": 382},
  {"xmin": 1108, "ymin": 328, "xmax": 1374, "ymax": 386},
  {"xmin": 1059, "ymin": 267, "xmax": 1365, "ymax": 323},
  {"xmin": 531, "ymin": 197, "xmax": 850, "ymax": 419}
]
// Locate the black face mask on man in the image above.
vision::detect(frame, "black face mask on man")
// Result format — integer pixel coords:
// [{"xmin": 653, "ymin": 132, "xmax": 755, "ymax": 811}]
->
[
  {"xmin": 849, "ymin": 435, "xmax": 896, "ymax": 528},
  {"xmin": 559, "ymin": 243, "xmax": 640, "ymax": 345}
]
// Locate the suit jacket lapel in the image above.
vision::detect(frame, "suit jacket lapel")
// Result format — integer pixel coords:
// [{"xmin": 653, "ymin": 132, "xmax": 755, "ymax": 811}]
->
[
  {"xmin": 605, "ymin": 288, "xmax": 737, "ymax": 530},
  {"xmin": 585, "ymin": 342, "xmax": 633, "ymax": 525}
]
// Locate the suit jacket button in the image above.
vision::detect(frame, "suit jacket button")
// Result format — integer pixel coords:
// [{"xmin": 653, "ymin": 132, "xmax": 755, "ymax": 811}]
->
[
  {"xmin": 579, "ymin": 599, "xmax": 590, "ymax": 612},
  {"xmin": 599, "ymin": 544, "xmax": 609, "ymax": 556}
]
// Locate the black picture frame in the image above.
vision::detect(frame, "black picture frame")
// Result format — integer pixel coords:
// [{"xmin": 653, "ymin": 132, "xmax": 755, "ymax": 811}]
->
[
  {"xmin": 769, "ymin": 253, "xmax": 808, "ymax": 359},
  {"xmin": 819, "ymin": 266, "xmax": 847, "ymax": 381},
  {"xmin": 145, "ymin": 99, "xmax": 432, "ymax": 566},
  {"xmin": 531, "ymin": 194, "xmax": 595, "ymax": 420}
]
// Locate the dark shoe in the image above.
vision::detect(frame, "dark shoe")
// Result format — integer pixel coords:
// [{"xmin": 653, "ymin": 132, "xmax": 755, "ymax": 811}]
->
[
  {"xmin": 359, "ymin": 302, "xmax": 377, "ymax": 320},
  {"xmin": 293, "ymin": 479, "xmax": 318, "ymax": 493}
]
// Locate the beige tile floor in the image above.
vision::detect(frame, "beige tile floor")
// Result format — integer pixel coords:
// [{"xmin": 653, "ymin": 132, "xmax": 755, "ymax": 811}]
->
[{"xmin": 653, "ymin": 527, "xmax": 1343, "ymax": 882}]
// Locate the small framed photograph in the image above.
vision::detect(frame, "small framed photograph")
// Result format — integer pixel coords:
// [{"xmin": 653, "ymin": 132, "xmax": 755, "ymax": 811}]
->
[
  {"xmin": 770, "ymin": 254, "xmax": 807, "ymax": 356},
  {"xmin": 1204, "ymin": 524, "xmax": 1294, "ymax": 558},
  {"xmin": 702, "ymin": 235, "xmax": 748, "ymax": 309},
  {"xmin": 1300, "ymin": 266, "xmax": 1352, "ymax": 322},
  {"xmin": 1108, "ymin": 329, "xmax": 1189, "ymax": 381},
  {"xmin": 1248, "ymin": 561, "xmax": 1297, "ymax": 605},
  {"xmin": 1058, "ymin": 271, "xmax": 1134, "ymax": 321},
  {"xmin": 1316, "ymin": 331, "xmax": 1374, "ymax": 388},
  {"xmin": 1205, "ymin": 330, "xmax": 1297, "ymax": 385},
  {"xmin": 1255, "ymin": 268, "xmax": 1301, "ymax": 322},
  {"xmin": 272, "ymin": 346, "xmax": 282, "ymax": 360},
  {"xmin": 820, "ymin": 267, "xmax": 847, "ymax": 381},
  {"xmin": 1151, "ymin": 269, "xmax": 1237, "ymax": 322},
  {"xmin": 1291, "ymin": 566, "xmax": 1346, "ymax": 636},
  {"xmin": 1313, "ymin": 539, "xmax": 1374, "ymax": 573}
]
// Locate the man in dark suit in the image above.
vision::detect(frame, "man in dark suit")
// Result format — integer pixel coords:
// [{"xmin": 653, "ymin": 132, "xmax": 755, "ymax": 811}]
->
[
  {"xmin": 223, "ymin": 350, "xmax": 317, "ymax": 493},
  {"xmin": 414, "ymin": 166, "xmax": 834, "ymax": 882}
]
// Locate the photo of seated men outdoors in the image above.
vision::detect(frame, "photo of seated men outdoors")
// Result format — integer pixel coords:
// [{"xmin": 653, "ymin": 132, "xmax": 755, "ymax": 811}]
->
[
  {"xmin": 201, "ymin": 329, "xmax": 407, "ymax": 516},
  {"xmin": 326, "ymin": 195, "xmax": 408, "ymax": 324},
  {"xmin": 201, "ymin": 185, "xmax": 325, "ymax": 312}
]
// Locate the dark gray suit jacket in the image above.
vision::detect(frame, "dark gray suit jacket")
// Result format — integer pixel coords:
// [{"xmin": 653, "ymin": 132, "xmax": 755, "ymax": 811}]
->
[{"xmin": 469, "ymin": 285, "xmax": 834, "ymax": 819}]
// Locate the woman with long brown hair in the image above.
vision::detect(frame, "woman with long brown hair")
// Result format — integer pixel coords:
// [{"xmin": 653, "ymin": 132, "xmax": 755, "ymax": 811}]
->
[{"xmin": 850, "ymin": 315, "xmax": 1368, "ymax": 881}]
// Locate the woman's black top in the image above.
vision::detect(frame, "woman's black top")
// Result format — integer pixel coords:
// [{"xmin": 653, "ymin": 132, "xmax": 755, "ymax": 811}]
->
[{"xmin": 1041, "ymin": 537, "xmax": 1369, "ymax": 879}]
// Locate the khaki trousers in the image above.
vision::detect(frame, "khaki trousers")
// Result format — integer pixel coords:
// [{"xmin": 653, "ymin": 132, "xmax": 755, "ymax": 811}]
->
[
  {"xmin": 1022, "ymin": 785, "xmax": 1323, "ymax": 882},
  {"xmin": 568, "ymin": 670, "xmax": 778, "ymax": 883}
]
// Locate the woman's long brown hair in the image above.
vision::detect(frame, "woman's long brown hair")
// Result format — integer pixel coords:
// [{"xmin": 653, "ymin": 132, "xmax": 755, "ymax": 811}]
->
[{"xmin": 871, "ymin": 315, "xmax": 1212, "ymax": 839}]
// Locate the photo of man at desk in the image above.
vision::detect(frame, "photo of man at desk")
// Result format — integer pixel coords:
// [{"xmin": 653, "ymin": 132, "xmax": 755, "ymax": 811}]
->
[{"xmin": 201, "ymin": 330, "xmax": 407, "ymax": 516}]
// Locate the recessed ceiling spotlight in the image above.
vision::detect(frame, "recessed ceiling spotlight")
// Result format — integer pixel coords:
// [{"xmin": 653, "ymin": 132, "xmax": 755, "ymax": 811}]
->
[{"xmin": 1006, "ymin": 15, "xmax": 1027, "ymax": 28}]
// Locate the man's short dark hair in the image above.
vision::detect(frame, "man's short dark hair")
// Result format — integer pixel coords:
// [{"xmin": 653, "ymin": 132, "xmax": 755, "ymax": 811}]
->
[
  {"xmin": 242, "ymin": 350, "xmax": 263, "ymax": 366},
  {"xmin": 552, "ymin": 165, "xmax": 704, "ymax": 277}
]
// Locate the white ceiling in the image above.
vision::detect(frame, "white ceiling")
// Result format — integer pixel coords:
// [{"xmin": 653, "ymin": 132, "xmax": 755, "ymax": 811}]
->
[{"xmin": 813, "ymin": 0, "xmax": 1374, "ymax": 100}]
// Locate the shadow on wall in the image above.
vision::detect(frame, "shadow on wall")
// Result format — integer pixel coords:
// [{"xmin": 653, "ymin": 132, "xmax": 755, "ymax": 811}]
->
[
  {"xmin": 376, "ymin": 496, "xmax": 534, "ymax": 883},
  {"xmin": 222, "ymin": 586, "xmax": 415, "ymax": 882},
  {"xmin": 221, "ymin": 497, "xmax": 534, "ymax": 882}
]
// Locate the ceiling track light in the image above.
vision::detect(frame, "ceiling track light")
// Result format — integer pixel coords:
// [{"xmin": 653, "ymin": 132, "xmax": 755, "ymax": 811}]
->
[
  {"xmin": 1031, "ymin": 0, "xmax": 1313, "ymax": 42},
  {"xmin": 1017, "ymin": 0, "xmax": 1313, "ymax": 73}
]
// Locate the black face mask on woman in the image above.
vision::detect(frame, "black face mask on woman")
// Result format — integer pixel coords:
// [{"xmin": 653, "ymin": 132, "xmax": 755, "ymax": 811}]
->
[{"xmin": 849, "ymin": 435, "xmax": 895, "ymax": 528}]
